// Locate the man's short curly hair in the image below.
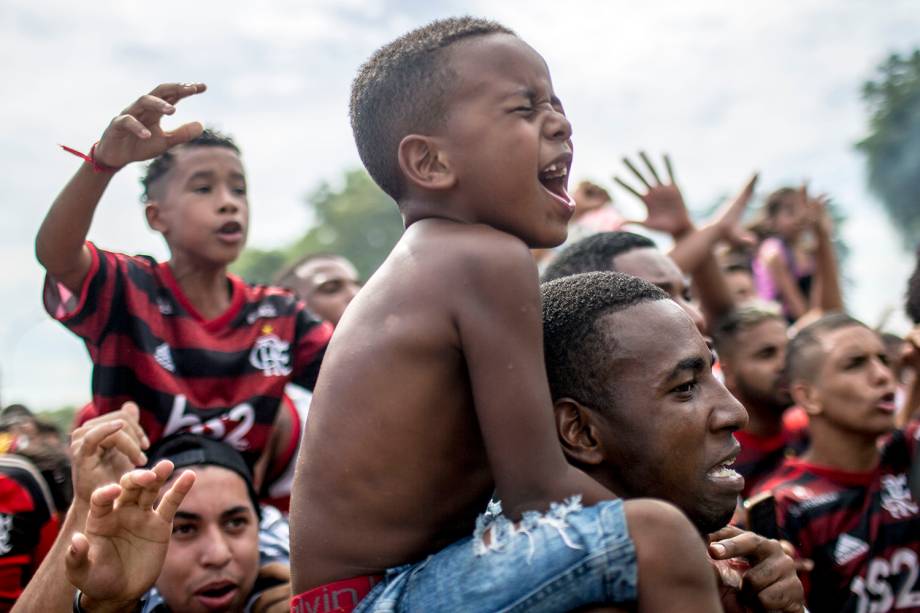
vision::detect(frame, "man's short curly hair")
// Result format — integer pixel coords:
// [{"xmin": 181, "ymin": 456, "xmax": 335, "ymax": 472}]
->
[
  {"xmin": 541, "ymin": 231, "xmax": 656, "ymax": 283},
  {"xmin": 349, "ymin": 16, "xmax": 513, "ymax": 201},
  {"xmin": 542, "ymin": 271, "xmax": 668, "ymax": 408},
  {"xmin": 140, "ymin": 128, "xmax": 240, "ymax": 202}
]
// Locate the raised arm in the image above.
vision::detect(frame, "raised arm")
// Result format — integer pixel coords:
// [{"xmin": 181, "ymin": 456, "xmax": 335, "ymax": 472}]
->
[
  {"xmin": 67, "ymin": 462, "xmax": 196, "ymax": 613},
  {"xmin": 614, "ymin": 153, "xmax": 739, "ymax": 323},
  {"xmin": 806, "ymin": 192, "xmax": 843, "ymax": 313},
  {"xmin": 12, "ymin": 405, "xmax": 150, "ymax": 613},
  {"xmin": 455, "ymin": 232, "xmax": 616, "ymax": 519},
  {"xmin": 36, "ymin": 82, "xmax": 206, "ymax": 294}
]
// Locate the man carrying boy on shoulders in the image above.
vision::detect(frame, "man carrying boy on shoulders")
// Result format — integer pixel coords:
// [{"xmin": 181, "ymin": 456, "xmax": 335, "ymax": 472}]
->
[{"xmin": 292, "ymin": 17, "xmax": 721, "ymax": 613}]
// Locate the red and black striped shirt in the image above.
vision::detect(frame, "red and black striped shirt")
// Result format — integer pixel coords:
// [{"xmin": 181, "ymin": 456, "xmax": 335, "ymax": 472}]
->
[
  {"xmin": 753, "ymin": 421, "xmax": 920, "ymax": 612},
  {"xmin": 736, "ymin": 407, "xmax": 810, "ymax": 498},
  {"xmin": 44, "ymin": 243, "xmax": 332, "ymax": 468}
]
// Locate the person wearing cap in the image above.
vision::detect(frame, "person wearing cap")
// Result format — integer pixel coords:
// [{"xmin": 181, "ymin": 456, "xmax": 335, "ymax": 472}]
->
[{"xmin": 20, "ymin": 432, "xmax": 288, "ymax": 613}]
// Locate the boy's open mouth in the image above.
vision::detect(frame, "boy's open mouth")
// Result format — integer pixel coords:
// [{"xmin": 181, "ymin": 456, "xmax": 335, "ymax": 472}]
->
[
  {"xmin": 217, "ymin": 221, "xmax": 245, "ymax": 242},
  {"xmin": 538, "ymin": 155, "xmax": 575, "ymax": 211}
]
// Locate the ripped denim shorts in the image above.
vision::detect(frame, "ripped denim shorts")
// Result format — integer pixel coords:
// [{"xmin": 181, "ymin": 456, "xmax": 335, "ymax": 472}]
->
[{"xmin": 354, "ymin": 496, "xmax": 637, "ymax": 612}]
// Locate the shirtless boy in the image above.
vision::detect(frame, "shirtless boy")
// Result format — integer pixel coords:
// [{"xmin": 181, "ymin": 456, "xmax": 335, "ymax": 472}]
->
[{"xmin": 291, "ymin": 17, "xmax": 719, "ymax": 612}]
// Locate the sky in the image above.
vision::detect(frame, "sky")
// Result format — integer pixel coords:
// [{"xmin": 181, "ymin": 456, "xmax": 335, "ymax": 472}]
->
[{"xmin": 1, "ymin": 0, "xmax": 918, "ymax": 410}]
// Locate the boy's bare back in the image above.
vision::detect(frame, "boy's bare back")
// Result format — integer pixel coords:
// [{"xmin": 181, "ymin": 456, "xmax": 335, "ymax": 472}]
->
[{"xmin": 292, "ymin": 219, "xmax": 543, "ymax": 589}]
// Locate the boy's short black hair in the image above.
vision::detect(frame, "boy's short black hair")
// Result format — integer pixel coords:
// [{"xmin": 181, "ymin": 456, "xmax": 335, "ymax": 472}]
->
[
  {"xmin": 541, "ymin": 231, "xmax": 656, "ymax": 283},
  {"xmin": 350, "ymin": 16, "xmax": 514, "ymax": 201},
  {"xmin": 712, "ymin": 307, "xmax": 786, "ymax": 359},
  {"xmin": 542, "ymin": 271, "xmax": 668, "ymax": 408},
  {"xmin": 140, "ymin": 128, "xmax": 240, "ymax": 202},
  {"xmin": 786, "ymin": 312, "xmax": 868, "ymax": 384}
]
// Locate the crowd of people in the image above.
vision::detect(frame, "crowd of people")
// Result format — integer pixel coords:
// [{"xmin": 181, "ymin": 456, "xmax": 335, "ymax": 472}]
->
[{"xmin": 1, "ymin": 15, "xmax": 918, "ymax": 613}]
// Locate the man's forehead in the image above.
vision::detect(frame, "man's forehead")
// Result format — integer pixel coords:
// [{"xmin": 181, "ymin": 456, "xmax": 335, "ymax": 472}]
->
[
  {"xmin": 819, "ymin": 324, "xmax": 881, "ymax": 356},
  {"xmin": 601, "ymin": 300, "xmax": 706, "ymax": 373},
  {"xmin": 740, "ymin": 318, "xmax": 788, "ymax": 346},
  {"xmin": 176, "ymin": 465, "xmax": 252, "ymax": 514},
  {"xmin": 612, "ymin": 249, "xmax": 683, "ymax": 287},
  {"xmin": 295, "ymin": 258, "xmax": 357, "ymax": 282}
]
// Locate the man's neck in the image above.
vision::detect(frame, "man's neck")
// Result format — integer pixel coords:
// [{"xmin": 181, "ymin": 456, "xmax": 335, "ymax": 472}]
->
[
  {"xmin": 803, "ymin": 420, "xmax": 880, "ymax": 473},
  {"xmin": 168, "ymin": 258, "xmax": 232, "ymax": 321}
]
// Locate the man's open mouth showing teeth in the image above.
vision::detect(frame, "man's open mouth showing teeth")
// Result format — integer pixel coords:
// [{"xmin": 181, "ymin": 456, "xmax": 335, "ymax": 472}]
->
[{"xmin": 707, "ymin": 456, "xmax": 740, "ymax": 479}]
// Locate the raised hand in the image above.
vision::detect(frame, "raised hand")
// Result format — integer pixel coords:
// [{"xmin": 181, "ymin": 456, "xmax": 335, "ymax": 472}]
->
[
  {"xmin": 708, "ymin": 525, "xmax": 805, "ymax": 613},
  {"xmin": 712, "ymin": 173, "xmax": 759, "ymax": 248},
  {"xmin": 614, "ymin": 152, "xmax": 693, "ymax": 237},
  {"xmin": 66, "ymin": 461, "xmax": 196, "ymax": 608},
  {"xmin": 70, "ymin": 402, "xmax": 150, "ymax": 505},
  {"xmin": 93, "ymin": 83, "xmax": 207, "ymax": 169}
]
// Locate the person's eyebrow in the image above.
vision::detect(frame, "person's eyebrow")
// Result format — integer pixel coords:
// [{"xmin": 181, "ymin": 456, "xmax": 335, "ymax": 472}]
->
[
  {"xmin": 219, "ymin": 506, "xmax": 252, "ymax": 521},
  {"xmin": 174, "ymin": 511, "xmax": 201, "ymax": 521},
  {"xmin": 664, "ymin": 356, "xmax": 707, "ymax": 382},
  {"xmin": 186, "ymin": 170, "xmax": 216, "ymax": 182}
]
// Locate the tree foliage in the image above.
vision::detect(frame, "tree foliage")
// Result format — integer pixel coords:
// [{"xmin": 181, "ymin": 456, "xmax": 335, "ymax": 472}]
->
[
  {"xmin": 857, "ymin": 49, "xmax": 920, "ymax": 248},
  {"xmin": 232, "ymin": 169, "xmax": 404, "ymax": 284}
]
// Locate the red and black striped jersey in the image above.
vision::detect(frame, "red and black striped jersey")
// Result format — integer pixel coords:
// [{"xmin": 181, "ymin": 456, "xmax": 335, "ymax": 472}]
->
[
  {"xmin": 0, "ymin": 453, "xmax": 59, "ymax": 611},
  {"xmin": 753, "ymin": 421, "xmax": 920, "ymax": 612},
  {"xmin": 44, "ymin": 243, "xmax": 333, "ymax": 468},
  {"xmin": 736, "ymin": 407, "xmax": 810, "ymax": 498}
]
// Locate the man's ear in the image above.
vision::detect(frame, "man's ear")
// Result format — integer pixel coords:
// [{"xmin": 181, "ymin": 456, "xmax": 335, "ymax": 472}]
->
[
  {"xmin": 145, "ymin": 201, "xmax": 167, "ymax": 234},
  {"xmin": 554, "ymin": 398, "xmax": 605, "ymax": 466},
  {"xmin": 397, "ymin": 134, "xmax": 456, "ymax": 192},
  {"xmin": 791, "ymin": 381, "xmax": 821, "ymax": 416}
]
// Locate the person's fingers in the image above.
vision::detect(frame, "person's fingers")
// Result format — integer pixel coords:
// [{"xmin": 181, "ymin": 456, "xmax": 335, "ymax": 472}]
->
[
  {"xmin": 709, "ymin": 530, "xmax": 773, "ymax": 560},
  {"xmin": 89, "ymin": 483, "xmax": 122, "ymax": 519},
  {"xmin": 639, "ymin": 151, "xmax": 662, "ymax": 185},
  {"xmin": 127, "ymin": 94, "xmax": 176, "ymax": 120},
  {"xmin": 164, "ymin": 122, "xmax": 205, "ymax": 148},
  {"xmin": 117, "ymin": 468, "xmax": 158, "ymax": 507},
  {"xmin": 156, "ymin": 469, "xmax": 196, "ymax": 522},
  {"xmin": 138, "ymin": 461, "xmax": 174, "ymax": 509},
  {"xmin": 119, "ymin": 402, "xmax": 150, "ymax": 449},
  {"xmin": 622, "ymin": 157, "xmax": 652, "ymax": 190},
  {"xmin": 613, "ymin": 176, "xmax": 644, "ymax": 201},
  {"xmin": 111, "ymin": 114, "xmax": 153, "ymax": 140},
  {"xmin": 749, "ymin": 575, "xmax": 805, "ymax": 612},
  {"xmin": 66, "ymin": 532, "xmax": 91, "ymax": 581},
  {"xmin": 97, "ymin": 429, "xmax": 148, "ymax": 466},
  {"xmin": 251, "ymin": 583, "xmax": 292, "ymax": 613},
  {"xmin": 708, "ymin": 525, "xmax": 743, "ymax": 543},
  {"xmin": 664, "ymin": 154, "xmax": 676, "ymax": 185},
  {"xmin": 74, "ymin": 420, "xmax": 124, "ymax": 458},
  {"xmin": 740, "ymin": 542, "xmax": 793, "ymax": 590},
  {"xmin": 740, "ymin": 172, "xmax": 759, "ymax": 198},
  {"xmin": 149, "ymin": 82, "xmax": 207, "ymax": 105}
]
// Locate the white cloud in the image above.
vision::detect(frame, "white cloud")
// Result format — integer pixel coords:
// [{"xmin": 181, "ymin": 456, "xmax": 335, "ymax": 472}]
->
[{"xmin": 2, "ymin": 0, "xmax": 918, "ymax": 408}]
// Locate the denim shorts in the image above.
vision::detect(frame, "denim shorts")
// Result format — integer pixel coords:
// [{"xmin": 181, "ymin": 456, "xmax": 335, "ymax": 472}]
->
[{"xmin": 354, "ymin": 496, "xmax": 637, "ymax": 612}]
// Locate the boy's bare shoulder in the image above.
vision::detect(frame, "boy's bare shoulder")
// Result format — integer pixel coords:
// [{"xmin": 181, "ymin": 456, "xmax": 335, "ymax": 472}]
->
[{"xmin": 405, "ymin": 220, "xmax": 537, "ymax": 286}]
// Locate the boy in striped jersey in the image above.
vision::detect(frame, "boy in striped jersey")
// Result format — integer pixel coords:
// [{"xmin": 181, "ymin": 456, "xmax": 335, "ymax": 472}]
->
[
  {"xmin": 753, "ymin": 313, "xmax": 920, "ymax": 612},
  {"xmin": 36, "ymin": 83, "xmax": 332, "ymax": 473}
]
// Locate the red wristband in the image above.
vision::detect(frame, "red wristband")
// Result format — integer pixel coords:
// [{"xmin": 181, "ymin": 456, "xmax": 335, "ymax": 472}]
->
[{"xmin": 60, "ymin": 142, "xmax": 122, "ymax": 173}]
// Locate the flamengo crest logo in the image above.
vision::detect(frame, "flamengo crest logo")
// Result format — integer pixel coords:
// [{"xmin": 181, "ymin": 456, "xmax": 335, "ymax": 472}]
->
[
  {"xmin": 249, "ymin": 325, "xmax": 292, "ymax": 377},
  {"xmin": 880, "ymin": 473, "xmax": 919, "ymax": 520}
]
